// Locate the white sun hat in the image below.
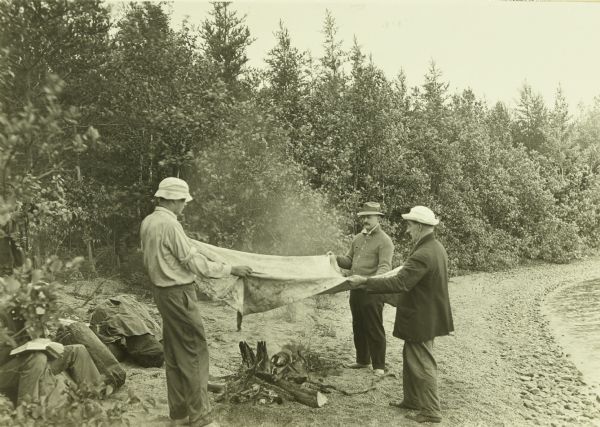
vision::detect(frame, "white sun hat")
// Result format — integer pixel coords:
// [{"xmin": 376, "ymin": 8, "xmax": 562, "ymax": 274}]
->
[
  {"xmin": 154, "ymin": 177, "xmax": 193, "ymax": 202},
  {"xmin": 401, "ymin": 206, "xmax": 439, "ymax": 226}
]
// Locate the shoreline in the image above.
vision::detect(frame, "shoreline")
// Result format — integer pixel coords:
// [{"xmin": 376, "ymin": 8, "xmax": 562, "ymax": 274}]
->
[
  {"xmin": 542, "ymin": 279, "xmax": 600, "ymax": 396},
  {"xmin": 440, "ymin": 256, "xmax": 600, "ymax": 425},
  {"xmin": 56, "ymin": 256, "xmax": 600, "ymax": 425}
]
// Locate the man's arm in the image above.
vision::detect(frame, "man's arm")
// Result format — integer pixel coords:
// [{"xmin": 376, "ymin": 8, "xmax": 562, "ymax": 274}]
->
[
  {"xmin": 375, "ymin": 237, "xmax": 394, "ymax": 275},
  {"xmin": 166, "ymin": 224, "xmax": 233, "ymax": 278},
  {"xmin": 365, "ymin": 254, "xmax": 428, "ymax": 294},
  {"xmin": 336, "ymin": 238, "xmax": 355, "ymax": 270}
]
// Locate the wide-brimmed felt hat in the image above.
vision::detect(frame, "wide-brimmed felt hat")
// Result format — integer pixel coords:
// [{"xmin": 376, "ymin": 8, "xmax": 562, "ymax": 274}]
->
[
  {"xmin": 357, "ymin": 202, "xmax": 384, "ymax": 216},
  {"xmin": 154, "ymin": 177, "xmax": 193, "ymax": 202},
  {"xmin": 402, "ymin": 206, "xmax": 439, "ymax": 226}
]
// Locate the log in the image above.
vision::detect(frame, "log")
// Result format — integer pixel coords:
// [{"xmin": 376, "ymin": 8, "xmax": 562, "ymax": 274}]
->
[
  {"xmin": 239, "ymin": 341, "xmax": 256, "ymax": 367},
  {"xmin": 237, "ymin": 341, "xmax": 327, "ymax": 408},
  {"xmin": 256, "ymin": 341, "xmax": 271, "ymax": 373},
  {"xmin": 255, "ymin": 372, "xmax": 327, "ymax": 408},
  {"xmin": 55, "ymin": 321, "xmax": 126, "ymax": 389}
]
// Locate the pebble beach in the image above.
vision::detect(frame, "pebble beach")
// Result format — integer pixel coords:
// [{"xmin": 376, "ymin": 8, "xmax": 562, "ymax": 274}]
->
[{"xmin": 61, "ymin": 255, "xmax": 600, "ymax": 426}]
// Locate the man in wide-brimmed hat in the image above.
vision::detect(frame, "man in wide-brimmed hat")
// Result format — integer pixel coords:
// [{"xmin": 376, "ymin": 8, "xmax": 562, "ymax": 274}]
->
[
  {"xmin": 347, "ymin": 206, "xmax": 454, "ymax": 424},
  {"xmin": 140, "ymin": 177, "xmax": 252, "ymax": 427},
  {"xmin": 331, "ymin": 201, "xmax": 394, "ymax": 376}
]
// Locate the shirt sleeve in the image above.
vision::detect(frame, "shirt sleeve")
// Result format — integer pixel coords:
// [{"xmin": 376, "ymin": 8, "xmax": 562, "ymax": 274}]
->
[
  {"xmin": 336, "ymin": 238, "xmax": 355, "ymax": 270},
  {"xmin": 165, "ymin": 223, "xmax": 232, "ymax": 279},
  {"xmin": 365, "ymin": 252, "xmax": 428, "ymax": 293},
  {"xmin": 375, "ymin": 237, "xmax": 394, "ymax": 275}
]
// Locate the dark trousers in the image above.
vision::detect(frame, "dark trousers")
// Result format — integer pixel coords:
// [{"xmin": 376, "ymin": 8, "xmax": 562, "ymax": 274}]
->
[
  {"xmin": 0, "ymin": 344, "xmax": 102, "ymax": 405},
  {"xmin": 403, "ymin": 339, "xmax": 442, "ymax": 418},
  {"xmin": 349, "ymin": 290, "xmax": 386, "ymax": 369},
  {"xmin": 152, "ymin": 284, "xmax": 211, "ymax": 426}
]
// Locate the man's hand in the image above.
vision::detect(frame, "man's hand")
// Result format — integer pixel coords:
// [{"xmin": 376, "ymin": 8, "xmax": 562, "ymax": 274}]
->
[
  {"xmin": 347, "ymin": 275, "xmax": 368, "ymax": 288},
  {"xmin": 231, "ymin": 265, "xmax": 253, "ymax": 277},
  {"xmin": 47, "ymin": 341, "xmax": 65, "ymax": 357}
]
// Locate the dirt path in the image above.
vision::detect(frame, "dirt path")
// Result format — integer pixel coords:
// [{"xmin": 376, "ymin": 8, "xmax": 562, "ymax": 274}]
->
[{"xmin": 64, "ymin": 256, "xmax": 600, "ymax": 426}]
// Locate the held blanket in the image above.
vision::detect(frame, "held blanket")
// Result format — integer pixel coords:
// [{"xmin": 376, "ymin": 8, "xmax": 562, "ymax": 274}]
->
[{"xmin": 191, "ymin": 240, "xmax": 401, "ymax": 315}]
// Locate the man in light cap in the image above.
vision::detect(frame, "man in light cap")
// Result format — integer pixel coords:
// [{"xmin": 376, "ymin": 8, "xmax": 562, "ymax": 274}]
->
[
  {"xmin": 347, "ymin": 206, "xmax": 454, "ymax": 424},
  {"xmin": 140, "ymin": 177, "xmax": 252, "ymax": 427},
  {"xmin": 330, "ymin": 202, "xmax": 394, "ymax": 376}
]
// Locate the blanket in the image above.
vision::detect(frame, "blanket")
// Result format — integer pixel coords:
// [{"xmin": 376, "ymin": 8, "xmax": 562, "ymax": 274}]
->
[{"xmin": 191, "ymin": 240, "xmax": 401, "ymax": 315}]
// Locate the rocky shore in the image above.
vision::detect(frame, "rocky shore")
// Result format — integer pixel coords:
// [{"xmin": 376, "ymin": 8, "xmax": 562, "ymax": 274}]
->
[
  {"xmin": 442, "ymin": 258, "xmax": 600, "ymax": 426},
  {"xmin": 60, "ymin": 255, "xmax": 600, "ymax": 426}
]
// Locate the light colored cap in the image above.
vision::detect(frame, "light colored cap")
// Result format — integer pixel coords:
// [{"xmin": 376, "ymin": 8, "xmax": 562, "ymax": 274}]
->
[
  {"xmin": 154, "ymin": 177, "xmax": 193, "ymax": 202},
  {"xmin": 402, "ymin": 206, "xmax": 439, "ymax": 226},
  {"xmin": 357, "ymin": 202, "xmax": 384, "ymax": 216}
]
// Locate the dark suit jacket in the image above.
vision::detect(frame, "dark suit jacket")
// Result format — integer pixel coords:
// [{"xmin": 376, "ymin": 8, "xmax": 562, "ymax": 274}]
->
[{"xmin": 365, "ymin": 233, "xmax": 454, "ymax": 342}]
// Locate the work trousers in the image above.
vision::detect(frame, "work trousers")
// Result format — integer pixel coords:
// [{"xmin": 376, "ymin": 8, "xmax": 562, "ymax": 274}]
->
[
  {"xmin": 402, "ymin": 339, "xmax": 442, "ymax": 419},
  {"xmin": 0, "ymin": 344, "xmax": 102, "ymax": 405},
  {"xmin": 152, "ymin": 284, "xmax": 212, "ymax": 426},
  {"xmin": 349, "ymin": 290, "xmax": 386, "ymax": 369}
]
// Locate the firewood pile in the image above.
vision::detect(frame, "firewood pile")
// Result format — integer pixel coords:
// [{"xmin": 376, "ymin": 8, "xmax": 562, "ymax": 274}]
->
[{"xmin": 217, "ymin": 341, "xmax": 343, "ymax": 408}]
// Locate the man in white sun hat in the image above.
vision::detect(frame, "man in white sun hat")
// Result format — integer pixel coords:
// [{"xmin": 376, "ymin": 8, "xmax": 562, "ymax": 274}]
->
[
  {"xmin": 347, "ymin": 205, "xmax": 454, "ymax": 424},
  {"xmin": 331, "ymin": 201, "xmax": 394, "ymax": 376},
  {"xmin": 140, "ymin": 177, "xmax": 252, "ymax": 427}
]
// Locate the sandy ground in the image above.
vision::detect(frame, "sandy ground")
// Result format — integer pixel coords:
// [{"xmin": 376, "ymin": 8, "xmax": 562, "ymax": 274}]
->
[{"xmin": 59, "ymin": 255, "xmax": 600, "ymax": 426}]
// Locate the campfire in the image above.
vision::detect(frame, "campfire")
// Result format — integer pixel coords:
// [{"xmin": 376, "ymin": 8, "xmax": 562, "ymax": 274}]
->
[{"xmin": 217, "ymin": 341, "xmax": 334, "ymax": 408}]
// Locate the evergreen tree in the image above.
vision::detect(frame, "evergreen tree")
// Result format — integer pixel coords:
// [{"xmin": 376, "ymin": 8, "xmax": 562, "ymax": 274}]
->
[
  {"xmin": 513, "ymin": 83, "xmax": 548, "ymax": 152},
  {"xmin": 200, "ymin": 1, "xmax": 254, "ymax": 91},
  {"xmin": 547, "ymin": 84, "xmax": 572, "ymax": 149},
  {"xmin": 263, "ymin": 20, "xmax": 309, "ymax": 158}
]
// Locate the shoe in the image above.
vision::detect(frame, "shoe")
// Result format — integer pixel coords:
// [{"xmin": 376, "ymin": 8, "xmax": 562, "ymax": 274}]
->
[
  {"xmin": 389, "ymin": 401, "xmax": 420, "ymax": 410},
  {"xmin": 405, "ymin": 413, "xmax": 442, "ymax": 423},
  {"xmin": 345, "ymin": 362, "xmax": 369, "ymax": 369},
  {"xmin": 373, "ymin": 369, "xmax": 385, "ymax": 376},
  {"xmin": 169, "ymin": 417, "xmax": 189, "ymax": 426}
]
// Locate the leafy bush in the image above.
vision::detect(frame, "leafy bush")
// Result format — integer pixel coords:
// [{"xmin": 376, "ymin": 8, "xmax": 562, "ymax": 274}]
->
[{"xmin": 524, "ymin": 217, "xmax": 582, "ymax": 264}]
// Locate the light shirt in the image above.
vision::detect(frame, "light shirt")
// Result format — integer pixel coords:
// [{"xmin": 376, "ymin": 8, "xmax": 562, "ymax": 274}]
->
[{"xmin": 140, "ymin": 207, "xmax": 231, "ymax": 287}]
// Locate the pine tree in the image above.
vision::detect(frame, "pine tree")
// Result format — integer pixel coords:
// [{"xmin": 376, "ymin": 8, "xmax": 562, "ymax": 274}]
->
[
  {"xmin": 320, "ymin": 9, "xmax": 345, "ymax": 90},
  {"xmin": 547, "ymin": 84, "xmax": 572, "ymax": 148},
  {"xmin": 513, "ymin": 83, "xmax": 548, "ymax": 152},
  {"xmin": 264, "ymin": 20, "xmax": 309, "ymax": 156},
  {"xmin": 200, "ymin": 2, "xmax": 254, "ymax": 91}
]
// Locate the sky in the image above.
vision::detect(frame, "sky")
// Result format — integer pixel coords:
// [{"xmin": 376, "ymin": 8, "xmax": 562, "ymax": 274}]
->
[{"xmin": 159, "ymin": 0, "xmax": 600, "ymax": 110}]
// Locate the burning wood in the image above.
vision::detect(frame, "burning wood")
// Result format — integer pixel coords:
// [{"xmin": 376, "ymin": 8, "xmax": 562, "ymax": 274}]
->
[{"xmin": 217, "ymin": 341, "xmax": 328, "ymax": 408}]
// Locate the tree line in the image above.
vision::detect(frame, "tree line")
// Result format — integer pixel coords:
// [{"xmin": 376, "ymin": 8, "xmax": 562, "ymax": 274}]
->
[{"xmin": 1, "ymin": 0, "xmax": 599, "ymax": 275}]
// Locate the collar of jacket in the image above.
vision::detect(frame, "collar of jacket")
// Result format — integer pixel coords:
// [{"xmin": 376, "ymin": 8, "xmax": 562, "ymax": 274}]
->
[
  {"xmin": 155, "ymin": 206, "xmax": 177, "ymax": 220},
  {"xmin": 361, "ymin": 223, "xmax": 381, "ymax": 236},
  {"xmin": 410, "ymin": 232, "xmax": 435, "ymax": 254}
]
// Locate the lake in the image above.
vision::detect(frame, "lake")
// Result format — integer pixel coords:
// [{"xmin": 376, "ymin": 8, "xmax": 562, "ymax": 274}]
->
[{"xmin": 543, "ymin": 278, "xmax": 600, "ymax": 390}]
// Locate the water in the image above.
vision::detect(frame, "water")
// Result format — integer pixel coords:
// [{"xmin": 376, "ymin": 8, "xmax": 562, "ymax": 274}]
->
[{"xmin": 543, "ymin": 278, "xmax": 600, "ymax": 390}]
